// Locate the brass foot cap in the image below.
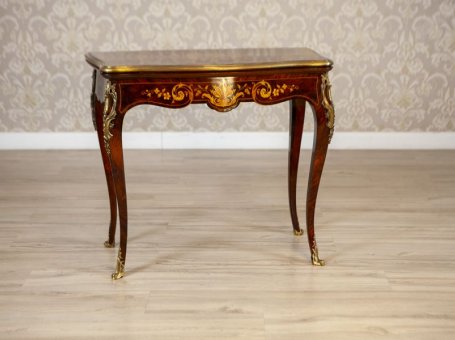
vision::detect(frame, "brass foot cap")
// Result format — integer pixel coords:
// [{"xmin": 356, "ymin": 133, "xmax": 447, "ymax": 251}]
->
[
  {"xmin": 312, "ymin": 257, "xmax": 325, "ymax": 266},
  {"xmin": 293, "ymin": 229, "xmax": 303, "ymax": 236},
  {"xmin": 111, "ymin": 271, "xmax": 124, "ymax": 280},
  {"xmin": 104, "ymin": 240, "xmax": 115, "ymax": 248}
]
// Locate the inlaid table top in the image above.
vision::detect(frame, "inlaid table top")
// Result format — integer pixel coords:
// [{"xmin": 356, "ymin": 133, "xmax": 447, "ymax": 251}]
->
[{"xmin": 85, "ymin": 47, "xmax": 332, "ymax": 74}]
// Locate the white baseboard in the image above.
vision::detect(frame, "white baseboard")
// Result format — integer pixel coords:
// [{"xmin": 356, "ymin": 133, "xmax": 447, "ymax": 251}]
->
[{"xmin": 0, "ymin": 132, "xmax": 454, "ymax": 150}]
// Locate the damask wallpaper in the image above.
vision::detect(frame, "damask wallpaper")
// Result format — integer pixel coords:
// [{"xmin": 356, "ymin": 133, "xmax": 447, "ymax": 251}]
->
[{"xmin": 0, "ymin": 0, "xmax": 454, "ymax": 133}]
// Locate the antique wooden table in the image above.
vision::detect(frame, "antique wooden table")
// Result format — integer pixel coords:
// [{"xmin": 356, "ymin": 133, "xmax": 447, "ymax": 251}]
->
[{"xmin": 85, "ymin": 48, "xmax": 335, "ymax": 280}]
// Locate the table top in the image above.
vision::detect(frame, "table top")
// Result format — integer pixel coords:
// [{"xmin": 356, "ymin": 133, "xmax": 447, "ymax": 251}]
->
[{"xmin": 85, "ymin": 48, "xmax": 332, "ymax": 74}]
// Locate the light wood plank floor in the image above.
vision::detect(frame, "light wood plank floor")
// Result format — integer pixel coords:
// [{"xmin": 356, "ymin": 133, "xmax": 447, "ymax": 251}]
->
[{"xmin": 0, "ymin": 150, "xmax": 454, "ymax": 339}]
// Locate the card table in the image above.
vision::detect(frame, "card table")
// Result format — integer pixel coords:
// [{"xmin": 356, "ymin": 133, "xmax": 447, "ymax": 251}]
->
[{"xmin": 85, "ymin": 48, "xmax": 335, "ymax": 279}]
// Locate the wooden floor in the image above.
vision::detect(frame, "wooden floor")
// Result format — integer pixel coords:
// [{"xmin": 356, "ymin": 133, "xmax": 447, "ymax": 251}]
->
[{"xmin": 1, "ymin": 149, "xmax": 455, "ymax": 339}]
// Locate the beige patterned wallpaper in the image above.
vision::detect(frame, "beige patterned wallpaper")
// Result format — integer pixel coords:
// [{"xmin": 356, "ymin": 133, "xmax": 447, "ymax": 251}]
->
[{"xmin": 0, "ymin": 0, "xmax": 454, "ymax": 132}]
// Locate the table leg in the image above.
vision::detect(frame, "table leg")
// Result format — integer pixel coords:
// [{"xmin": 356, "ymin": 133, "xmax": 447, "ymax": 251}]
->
[
  {"xmin": 306, "ymin": 103, "xmax": 330, "ymax": 266},
  {"xmin": 288, "ymin": 98, "xmax": 306, "ymax": 236},
  {"xmin": 92, "ymin": 72, "xmax": 117, "ymax": 248},
  {"xmin": 94, "ymin": 112, "xmax": 117, "ymax": 249},
  {"xmin": 96, "ymin": 121, "xmax": 117, "ymax": 249},
  {"xmin": 102, "ymin": 81, "xmax": 128, "ymax": 280},
  {"xmin": 108, "ymin": 120, "xmax": 128, "ymax": 280}
]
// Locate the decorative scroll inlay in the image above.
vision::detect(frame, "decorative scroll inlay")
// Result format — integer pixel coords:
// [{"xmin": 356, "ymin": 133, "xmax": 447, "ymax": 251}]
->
[
  {"xmin": 252, "ymin": 80, "xmax": 297, "ymax": 101},
  {"xmin": 103, "ymin": 81, "xmax": 117, "ymax": 155},
  {"xmin": 141, "ymin": 79, "xmax": 298, "ymax": 112},
  {"xmin": 321, "ymin": 73, "xmax": 335, "ymax": 143}
]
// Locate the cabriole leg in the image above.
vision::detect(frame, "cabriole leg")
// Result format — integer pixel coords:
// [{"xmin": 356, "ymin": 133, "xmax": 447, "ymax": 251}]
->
[
  {"xmin": 305, "ymin": 73, "xmax": 334, "ymax": 266},
  {"xmin": 102, "ymin": 81, "xmax": 128, "ymax": 280},
  {"xmin": 94, "ymin": 82, "xmax": 117, "ymax": 248},
  {"xmin": 288, "ymin": 98, "xmax": 306, "ymax": 236},
  {"xmin": 306, "ymin": 106, "xmax": 329, "ymax": 266},
  {"xmin": 109, "ymin": 120, "xmax": 128, "ymax": 280},
  {"xmin": 92, "ymin": 71, "xmax": 117, "ymax": 248}
]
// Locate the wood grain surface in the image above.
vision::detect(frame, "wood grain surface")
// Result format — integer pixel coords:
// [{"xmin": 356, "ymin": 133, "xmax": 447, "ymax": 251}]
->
[{"xmin": 1, "ymin": 150, "xmax": 454, "ymax": 339}]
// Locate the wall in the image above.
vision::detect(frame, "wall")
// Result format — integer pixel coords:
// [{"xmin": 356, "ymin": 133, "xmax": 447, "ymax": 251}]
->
[{"xmin": 1, "ymin": 0, "xmax": 454, "ymax": 134}]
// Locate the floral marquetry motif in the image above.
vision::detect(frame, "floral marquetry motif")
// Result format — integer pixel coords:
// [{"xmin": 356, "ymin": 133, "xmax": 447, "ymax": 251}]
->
[
  {"xmin": 252, "ymin": 80, "xmax": 298, "ymax": 101},
  {"xmin": 140, "ymin": 79, "xmax": 300, "ymax": 112},
  {"xmin": 141, "ymin": 83, "xmax": 194, "ymax": 108},
  {"xmin": 195, "ymin": 80, "xmax": 250, "ymax": 111}
]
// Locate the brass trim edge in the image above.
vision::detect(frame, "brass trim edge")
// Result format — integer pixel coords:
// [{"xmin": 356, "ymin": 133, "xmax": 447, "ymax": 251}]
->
[
  {"xmin": 85, "ymin": 53, "xmax": 332, "ymax": 74},
  {"xmin": 99, "ymin": 61, "xmax": 332, "ymax": 74}
]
